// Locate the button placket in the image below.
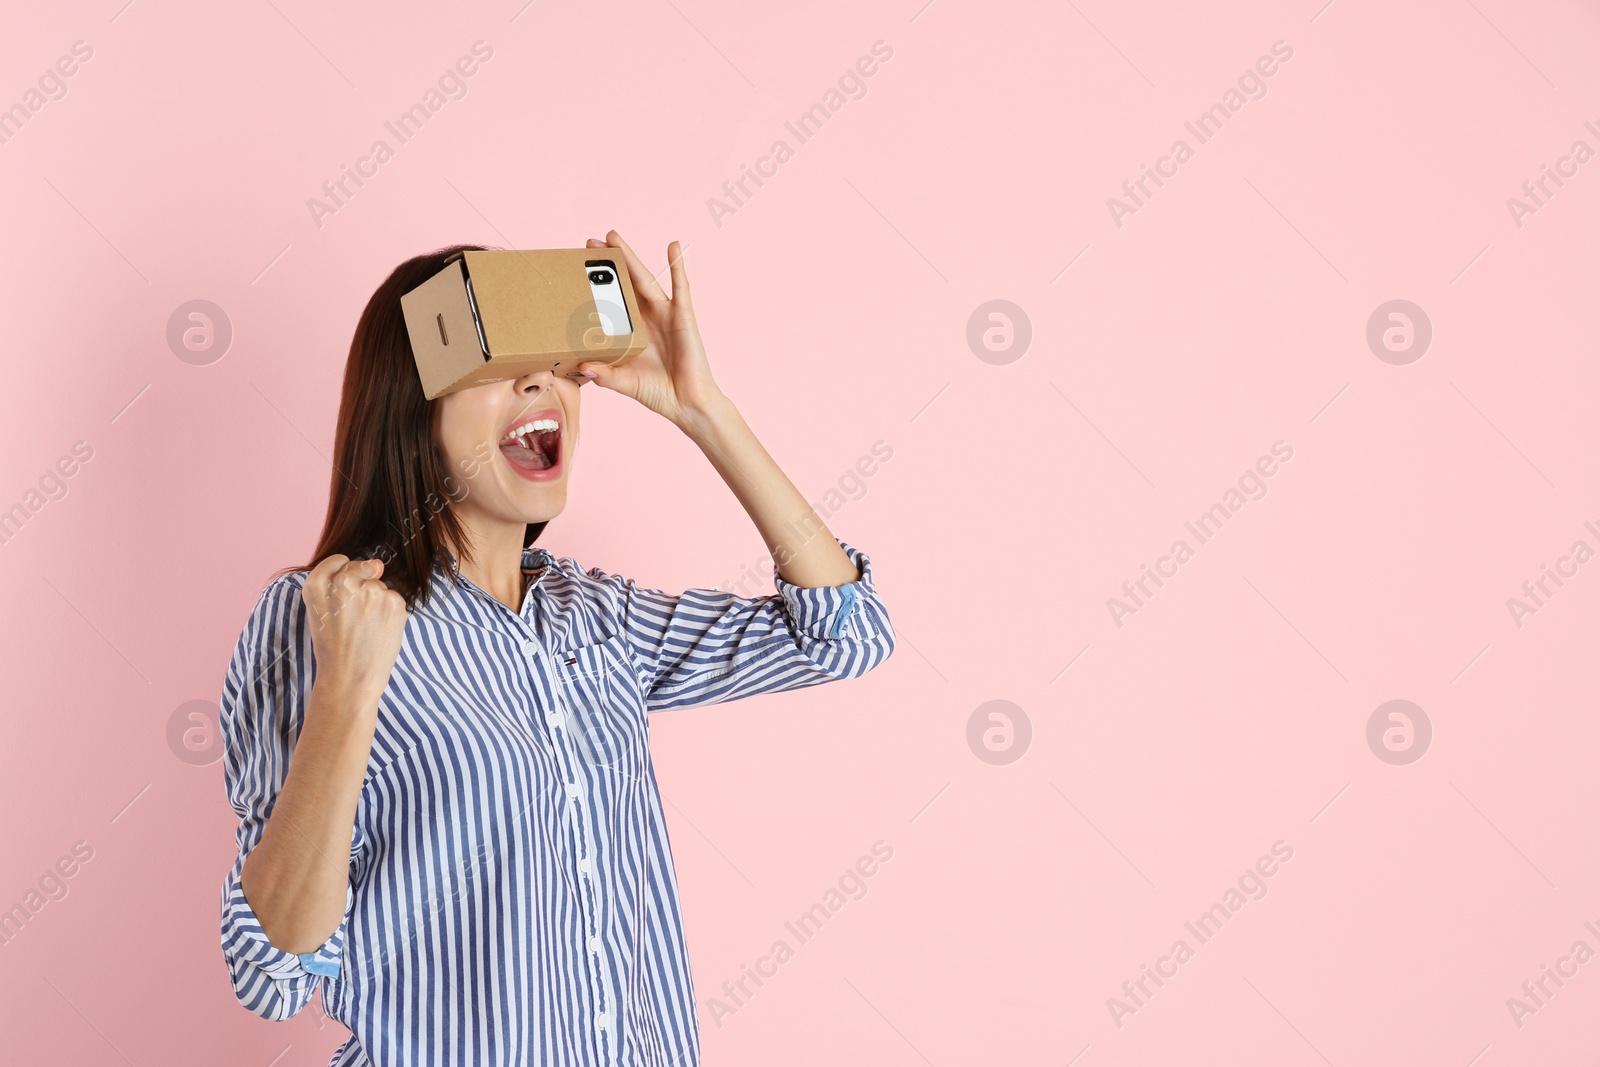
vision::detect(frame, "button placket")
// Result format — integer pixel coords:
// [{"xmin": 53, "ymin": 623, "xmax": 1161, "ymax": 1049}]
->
[
  {"xmin": 528, "ymin": 637, "xmax": 615, "ymax": 1042},
  {"xmin": 464, "ymin": 567, "xmax": 619, "ymax": 1052}
]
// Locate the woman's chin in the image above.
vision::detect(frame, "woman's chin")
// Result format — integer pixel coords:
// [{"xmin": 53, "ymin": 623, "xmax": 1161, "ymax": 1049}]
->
[{"xmin": 512, "ymin": 484, "xmax": 567, "ymax": 524}]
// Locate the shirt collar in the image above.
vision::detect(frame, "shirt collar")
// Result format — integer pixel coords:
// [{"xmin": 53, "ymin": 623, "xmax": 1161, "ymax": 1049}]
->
[{"xmin": 442, "ymin": 545, "xmax": 556, "ymax": 585}]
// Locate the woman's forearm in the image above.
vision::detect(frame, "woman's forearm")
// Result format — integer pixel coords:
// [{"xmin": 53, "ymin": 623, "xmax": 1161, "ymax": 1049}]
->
[
  {"xmin": 681, "ymin": 395, "xmax": 861, "ymax": 589},
  {"xmin": 239, "ymin": 677, "xmax": 379, "ymax": 954}
]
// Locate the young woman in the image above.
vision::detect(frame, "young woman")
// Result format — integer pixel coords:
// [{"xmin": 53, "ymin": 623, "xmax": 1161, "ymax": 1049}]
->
[{"xmin": 217, "ymin": 232, "xmax": 895, "ymax": 1066}]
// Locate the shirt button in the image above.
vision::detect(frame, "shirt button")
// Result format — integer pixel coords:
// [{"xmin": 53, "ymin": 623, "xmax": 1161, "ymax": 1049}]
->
[
  {"xmin": 588, "ymin": 935, "xmax": 602, "ymax": 953},
  {"xmin": 522, "ymin": 639, "xmax": 537, "ymax": 656},
  {"xmin": 578, "ymin": 854, "xmax": 593, "ymax": 874},
  {"xmin": 565, "ymin": 783, "xmax": 582, "ymax": 799},
  {"xmin": 546, "ymin": 712, "xmax": 562, "ymax": 728},
  {"xmin": 595, "ymin": 1011, "xmax": 610, "ymax": 1029}
]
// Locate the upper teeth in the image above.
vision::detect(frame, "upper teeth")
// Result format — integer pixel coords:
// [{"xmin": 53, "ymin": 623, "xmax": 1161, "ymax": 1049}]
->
[{"xmin": 502, "ymin": 418, "xmax": 559, "ymax": 442}]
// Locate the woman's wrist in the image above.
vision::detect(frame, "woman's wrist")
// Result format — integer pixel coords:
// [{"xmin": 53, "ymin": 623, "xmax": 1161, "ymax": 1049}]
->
[
  {"xmin": 676, "ymin": 391, "xmax": 741, "ymax": 451},
  {"xmin": 308, "ymin": 671, "xmax": 386, "ymax": 721}
]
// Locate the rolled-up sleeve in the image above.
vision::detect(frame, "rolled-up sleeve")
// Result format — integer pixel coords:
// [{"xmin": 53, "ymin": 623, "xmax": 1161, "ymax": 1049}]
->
[
  {"xmin": 587, "ymin": 538, "xmax": 896, "ymax": 712},
  {"xmin": 218, "ymin": 574, "xmax": 365, "ymax": 1020}
]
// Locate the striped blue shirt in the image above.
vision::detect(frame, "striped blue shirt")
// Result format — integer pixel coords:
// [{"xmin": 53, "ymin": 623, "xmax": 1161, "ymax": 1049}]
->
[{"xmin": 219, "ymin": 538, "xmax": 894, "ymax": 1066}]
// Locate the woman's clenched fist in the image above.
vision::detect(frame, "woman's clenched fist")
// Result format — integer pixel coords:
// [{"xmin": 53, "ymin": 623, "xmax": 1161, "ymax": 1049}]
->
[{"xmin": 302, "ymin": 554, "xmax": 408, "ymax": 702}]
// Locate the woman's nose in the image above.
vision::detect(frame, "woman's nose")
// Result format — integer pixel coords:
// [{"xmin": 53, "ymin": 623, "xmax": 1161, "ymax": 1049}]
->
[{"xmin": 514, "ymin": 369, "xmax": 555, "ymax": 394}]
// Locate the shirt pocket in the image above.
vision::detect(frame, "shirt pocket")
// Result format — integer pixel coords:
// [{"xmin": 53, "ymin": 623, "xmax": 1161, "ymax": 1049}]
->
[{"xmin": 548, "ymin": 632, "xmax": 648, "ymax": 781}]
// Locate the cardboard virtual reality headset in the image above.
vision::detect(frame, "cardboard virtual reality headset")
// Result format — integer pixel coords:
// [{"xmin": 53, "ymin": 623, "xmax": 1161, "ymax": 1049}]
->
[{"xmin": 400, "ymin": 248, "xmax": 651, "ymax": 399}]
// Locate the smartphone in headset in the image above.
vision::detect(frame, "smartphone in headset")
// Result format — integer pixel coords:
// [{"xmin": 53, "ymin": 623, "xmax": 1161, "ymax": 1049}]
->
[{"xmin": 584, "ymin": 261, "xmax": 633, "ymax": 336}]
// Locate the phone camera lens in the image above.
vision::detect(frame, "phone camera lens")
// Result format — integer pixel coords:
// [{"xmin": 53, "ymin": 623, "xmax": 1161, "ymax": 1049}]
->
[{"xmin": 588, "ymin": 270, "xmax": 614, "ymax": 285}]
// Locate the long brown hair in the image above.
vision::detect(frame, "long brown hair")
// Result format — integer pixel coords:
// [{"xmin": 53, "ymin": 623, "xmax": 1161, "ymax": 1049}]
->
[{"xmin": 274, "ymin": 243, "xmax": 547, "ymax": 609}]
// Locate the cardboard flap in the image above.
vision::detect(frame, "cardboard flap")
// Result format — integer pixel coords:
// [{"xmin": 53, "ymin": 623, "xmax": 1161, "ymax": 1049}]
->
[{"xmin": 399, "ymin": 258, "xmax": 486, "ymax": 399}]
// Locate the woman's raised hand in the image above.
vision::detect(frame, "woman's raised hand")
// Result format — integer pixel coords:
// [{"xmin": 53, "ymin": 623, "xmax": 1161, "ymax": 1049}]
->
[
  {"xmin": 302, "ymin": 554, "xmax": 408, "ymax": 703},
  {"xmin": 576, "ymin": 231, "xmax": 727, "ymax": 430}
]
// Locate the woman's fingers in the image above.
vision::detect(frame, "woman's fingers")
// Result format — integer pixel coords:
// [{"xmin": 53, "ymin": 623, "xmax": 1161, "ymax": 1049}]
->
[
  {"xmin": 602, "ymin": 230, "xmax": 670, "ymax": 307},
  {"xmin": 309, "ymin": 556, "xmax": 386, "ymax": 616},
  {"xmin": 310, "ymin": 553, "xmax": 350, "ymax": 590},
  {"xmin": 330, "ymin": 561, "xmax": 367, "ymax": 603},
  {"xmin": 577, "ymin": 358, "xmax": 636, "ymax": 396},
  {"xmin": 576, "ymin": 358, "xmax": 609, "ymax": 382},
  {"xmin": 586, "ymin": 236, "xmax": 647, "ymax": 312},
  {"xmin": 665, "ymin": 241, "xmax": 692, "ymax": 311}
]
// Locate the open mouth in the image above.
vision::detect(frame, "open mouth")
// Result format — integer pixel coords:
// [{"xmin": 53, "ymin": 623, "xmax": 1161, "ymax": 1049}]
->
[{"xmin": 498, "ymin": 413, "xmax": 562, "ymax": 473}]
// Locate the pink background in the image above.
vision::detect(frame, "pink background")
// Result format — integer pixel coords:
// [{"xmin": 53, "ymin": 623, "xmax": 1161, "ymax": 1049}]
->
[{"xmin": 2, "ymin": 0, "xmax": 1598, "ymax": 1063}]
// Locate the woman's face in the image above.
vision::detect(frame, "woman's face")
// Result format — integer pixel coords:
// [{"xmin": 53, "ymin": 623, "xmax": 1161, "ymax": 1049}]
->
[{"xmin": 433, "ymin": 370, "xmax": 583, "ymax": 530}]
